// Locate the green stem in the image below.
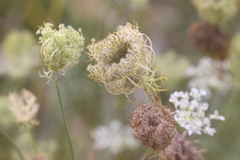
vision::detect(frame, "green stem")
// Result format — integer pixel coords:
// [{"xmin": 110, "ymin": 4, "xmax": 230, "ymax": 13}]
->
[
  {"xmin": 28, "ymin": 129, "xmax": 38, "ymax": 155},
  {"xmin": 0, "ymin": 128, "xmax": 25, "ymax": 160},
  {"xmin": 54, "ymin": 73, "xmax": 75, "ymax": 160}
]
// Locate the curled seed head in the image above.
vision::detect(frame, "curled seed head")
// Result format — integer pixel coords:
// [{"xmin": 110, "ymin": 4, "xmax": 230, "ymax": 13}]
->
[
  {"xmin": 37, "ymin": 23, "xmax": 84, "ymax": 73},
  {"xmin": 164, "ymin": 132, "xmax": 204, "ymax": 160},
  {"xmin": 131, "ymin": 102, "xmax": 176, "ymax": 150},
  {"xmin": 87, "ymin": 23, "xmax": 155, "ymax": 95},
  {"xmin": 189, "ymin": 22, "xmax": 229, "ymax": 60}
]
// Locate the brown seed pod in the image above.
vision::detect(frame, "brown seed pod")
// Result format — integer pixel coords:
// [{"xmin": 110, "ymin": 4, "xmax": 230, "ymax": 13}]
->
[
  {"xmin": 164, "ymin": 132, "xmax": 204, "ymax": 160},
  {"xmin": 189, "ymin": 22, "xmax": 229, "ymax": 60},
  {"xmin": 130, "ymin": 101, "xmax": 176, "ymax": 150}
]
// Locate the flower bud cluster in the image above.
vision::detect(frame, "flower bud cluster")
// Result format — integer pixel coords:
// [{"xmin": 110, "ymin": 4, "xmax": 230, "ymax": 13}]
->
[
  {"xmin": 192, "ymin": 0, "xmax": 238, "ymax": 25},
  {"xmin": 37, "ymin": 23, "xmax": 84, "ymax": 73},
  {"xmin": 131, "ymin": 102, "xmax": 176, "ymax": 150},
  {"xmin": 8, "ymin": 89, "xmax": 39, "ymax": 127},
  {"xmin": 169, "ymin": 88, "xmax": 225, "ymax": 136},
  {"xmin": 87, "ymin": 23, "xmax": 154, "ymax": 95}
]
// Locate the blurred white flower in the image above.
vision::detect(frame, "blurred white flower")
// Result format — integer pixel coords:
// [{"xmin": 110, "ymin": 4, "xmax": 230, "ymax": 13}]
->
[
  {"xmin": 91, "ymin": 120, "xmax": 139, "ymax": 155},
  {"xmin": 169, "ymin": 88, "xmax": 225, "ymax": 136},
  {"xmin": 9, "ymin": 89, "xmax": 39, "ymax": 126},
  {"xmin": 2, "ymin": 30, "xmax": 40, "ymax": 78},
  {"xmin": 185, "ymin": 57, "xmax": 232, "ymax": 95}
]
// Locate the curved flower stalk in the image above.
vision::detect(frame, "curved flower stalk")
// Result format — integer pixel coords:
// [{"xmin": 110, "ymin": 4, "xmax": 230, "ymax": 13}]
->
[
  {"xmin": 87, "ymin": 23, "xmax": 165, "ymax": 95},
  {"xmin": 36, "ymin": 22, "xmax": 84, "ymax": 84},
  {"xmin": 169, "ymin": 88, "xmax": 225, "ymax": 136},
  {"xmin": 9, "ymin": 89, "xmax": 40, "ymax": 154},
  {"xmin": 37, "ymin": 22, "xmax": 84, "ymax": 160},
  {"xmin": 192, "ymin": 0, "xmax": 238, "ymax": 26},
  {"xmin": 0, "ymin": 129, "xmax": 25, "ymax": 160}
]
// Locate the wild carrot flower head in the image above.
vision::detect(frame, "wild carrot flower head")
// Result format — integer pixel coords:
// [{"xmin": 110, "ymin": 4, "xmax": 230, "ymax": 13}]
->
[
  {"xmin": 36, "ymin": 23, "xmax": 84, "ymax": 81},
  {"xmin": 169, "ymin": 88, "xmax": 225, "ymax": 136},
  {"xmin": 87, "ymin": 23, "xmax": 158, "ymax": 95},
  {"xmin": 8, "ymin": 89, "xmax": 39, "ymax": 128},
  {"xmin": 192, "ymin": 0, "xmax": 238, "ymax": 25},
  {"xmin": 130, "ymin": 94, "xmax": 176, "ymax": 150}
]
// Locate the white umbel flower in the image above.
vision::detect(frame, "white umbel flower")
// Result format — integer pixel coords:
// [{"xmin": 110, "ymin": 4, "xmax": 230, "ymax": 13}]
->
[
  {"xmin": 169, "ymin": 88, "xmax": 225, "ymax": 136},
  {"xmin": 90, "ymin": 120, "xmax": 139, "ymax": 155},
  {"xmin": 9, "ymin": 89, "xmax": 39, "ymax": 125}
]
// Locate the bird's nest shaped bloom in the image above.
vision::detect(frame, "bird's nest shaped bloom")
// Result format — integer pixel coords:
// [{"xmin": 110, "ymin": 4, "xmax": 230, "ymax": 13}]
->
[{"xmin": 87, "ymin": 23, "xmax": 162, "ymax": 95}]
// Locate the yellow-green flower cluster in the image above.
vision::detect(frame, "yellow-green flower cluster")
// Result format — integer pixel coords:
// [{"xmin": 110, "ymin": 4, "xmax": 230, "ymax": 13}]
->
[
  {"xmin": 87, "ymin": 23, "xmax": 155, "ymax": 95},
  {"xmin": 36, "ymin": 23, "xmax": 84, "ymax": 73},
  {"xmin": 192, "ymin": 0, "xmax": 238, "ymax": 26},
  {"xmin": 229, "ymin": 33, "xmax": 240, "ymax": 85}
]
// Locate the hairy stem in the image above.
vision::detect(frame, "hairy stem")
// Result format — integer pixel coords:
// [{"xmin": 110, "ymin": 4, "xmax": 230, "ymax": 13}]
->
[
  {"xmin": 0, "ymin": 128, "xmax": 25, "ymax": 160},
  {"xmin": 54, "ymin": 73, "xmax": 75, "ymax": 160}
]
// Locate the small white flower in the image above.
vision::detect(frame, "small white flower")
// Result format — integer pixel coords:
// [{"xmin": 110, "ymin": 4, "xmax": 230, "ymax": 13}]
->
[
  {"xmin": 210, "ymin": 110, "xmax": 225, "ymax": 121},
  {"xmin": 204, "ymin": 127, "xmax": 216, "ymax": 136},
  {"xmin": 170, "ymin": 88, "xmax": 225, "ymax": 136}
]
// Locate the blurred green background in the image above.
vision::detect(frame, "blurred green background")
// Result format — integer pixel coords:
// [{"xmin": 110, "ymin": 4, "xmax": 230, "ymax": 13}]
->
[{"xmin": 0, "ymin": 0, "xmax": 240, "ymax": 160}]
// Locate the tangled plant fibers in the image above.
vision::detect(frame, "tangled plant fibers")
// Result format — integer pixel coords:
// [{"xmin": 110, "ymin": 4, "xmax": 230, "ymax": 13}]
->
[
  {"xmin": 87, "ymin": 23, "xmax": 155, "ymax": 95},
  {"xmin": 131, "ymin": 102, "xmax": 176, "ymax": 150}
]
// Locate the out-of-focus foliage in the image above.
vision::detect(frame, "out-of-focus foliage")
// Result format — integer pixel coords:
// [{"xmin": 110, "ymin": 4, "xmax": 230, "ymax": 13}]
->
[
  {"xmin": 192, "ymin": 0, "xmax": 239, "ymax": 25},
  {"xmin": 229, "ymin": 33, "xmax": 240, "ymax": 85}
]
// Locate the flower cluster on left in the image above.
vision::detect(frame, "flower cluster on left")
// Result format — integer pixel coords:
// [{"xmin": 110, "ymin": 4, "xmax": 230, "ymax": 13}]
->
[{"xmin": 36, "ymin": 23, "xmax": 84, "ymax": 83}]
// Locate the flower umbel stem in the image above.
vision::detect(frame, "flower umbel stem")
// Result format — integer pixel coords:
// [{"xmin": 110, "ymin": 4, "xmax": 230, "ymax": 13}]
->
[
  {"xmin": 54, "ymin": 73, "xmax": 75, "ymax": 160},
  {"xmin": 0, "ymin": 128, "xmax": 25, "ymax": 160},
  {"xmin": 28, "ymin": 129, "xmax": 38, "ymax": 155}
]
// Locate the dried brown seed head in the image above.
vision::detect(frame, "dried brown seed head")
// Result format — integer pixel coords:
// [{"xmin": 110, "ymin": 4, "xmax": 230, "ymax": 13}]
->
[
  {"xmin": 189, "ymin": 22, "xmax": 229, "ymax": 60},
  {"xmin": 131, "ymin": 102, "xmax": 176, "ymax": 150},
  {"xmin": 165, "ymin": 132, "xmax": 204, "ymax": 160}
]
